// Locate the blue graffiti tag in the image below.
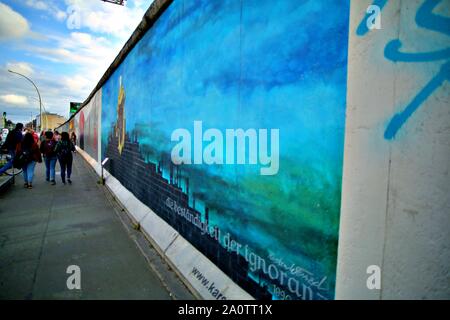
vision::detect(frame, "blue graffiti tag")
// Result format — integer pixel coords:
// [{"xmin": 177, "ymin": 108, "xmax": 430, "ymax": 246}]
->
[
  {"xmin": 357, "ymin": 0, "xmax": 450, "ymax": 140},
  {"xmin": 384, "ymin": 60, "xmax": 450, "ymax": 140}
]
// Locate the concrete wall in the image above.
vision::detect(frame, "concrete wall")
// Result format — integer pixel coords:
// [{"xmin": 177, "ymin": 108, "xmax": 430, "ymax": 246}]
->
[
  {"xmin": 336, "ymin": 0, "xmax": 450, "ymax": 299},
  {"xmin": 97, "ymin": 0, "xmax": 350, "ymax": 300},
  {"xmin": 73, "ymin": 89, "xmax": 101, "ymax": 161},
  {"xmin": 59, "ymin": 0, "xmax": 450, "ymax": 300}
]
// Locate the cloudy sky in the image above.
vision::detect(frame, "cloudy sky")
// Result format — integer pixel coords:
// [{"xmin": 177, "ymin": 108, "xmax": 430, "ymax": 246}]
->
[{"xmin": 0, "ymin": 0, "xmax": 154, "ymax": 124}]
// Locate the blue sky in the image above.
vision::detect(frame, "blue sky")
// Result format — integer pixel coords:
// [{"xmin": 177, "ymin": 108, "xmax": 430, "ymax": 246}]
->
[{"xmin": 0, "ymin": 0, "xmax": 154, "ymax": 124}]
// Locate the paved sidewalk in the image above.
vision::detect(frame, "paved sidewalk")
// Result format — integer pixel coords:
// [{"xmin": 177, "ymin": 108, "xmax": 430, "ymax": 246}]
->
[
  {"xmin": 0, "ymin": 174, "xmax": 13, "ymax": 193},
  {"xmin": 0, "ymin": 153, "xmax": 194, "ymax": 299}
]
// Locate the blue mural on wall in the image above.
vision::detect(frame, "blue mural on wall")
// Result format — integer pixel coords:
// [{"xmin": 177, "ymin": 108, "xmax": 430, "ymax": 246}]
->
[{"xmin": 101, "ymin": 0, "xmax": 350, "ymax": 300}]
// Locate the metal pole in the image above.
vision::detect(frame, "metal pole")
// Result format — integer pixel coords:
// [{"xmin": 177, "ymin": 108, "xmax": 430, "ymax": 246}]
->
[
  {"xmin": 29, "ymin": 96, "xmax": 49, "ymax": 132},
  {"xmin": 8, "ymin": 70, "xmax": 42, "ymax": 132}
]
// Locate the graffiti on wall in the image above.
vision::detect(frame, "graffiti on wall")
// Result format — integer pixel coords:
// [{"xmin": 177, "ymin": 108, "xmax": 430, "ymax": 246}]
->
[
  {"xmin": 98, "ymin": 0, "xmax": 350, "ymax": 300},
  {"xmin": 75, "ymin": 90, "xmax": 101, "ymax": 161},
  {"xmin": 358, "ymin": 0, "xmax": 450, "ymax": 140}
]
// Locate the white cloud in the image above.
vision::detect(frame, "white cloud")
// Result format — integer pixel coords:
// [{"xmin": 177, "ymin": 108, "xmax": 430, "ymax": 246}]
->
[
  {"xmin": 25, "ymin": 0, "xmax": 67, "ymax": 22},
  {"xmin": 19, "ymin": 0, "xmax": 155, "ymax": 102},
  {"xmin": 64, "ymin": 0, "xmax": 153, "ymax": 41},
  {"xmin": 70, "ymin": 31, "xmax": 92, "ymax": 46},
  {"xmin": 0, "ymin": 3, "xmax": 30, "ymax": 40},
  {"xmin": 25, "ymin": 0, "xmax": 48, "ymax": 11},
  {"xmin": 0, "ymin": 0, "xmax": 155, "ymax": 123},
  {"xmin": 63, "ymin": 74, "xmax": 91, "ymax": 93},
  {"xmin": 6, "ymin": 62, "xmax": 34, "ymax": 77},
  {"xmin": 0, "ymin": 68, "xmax": 75, "ymax": 122},
  {"xmin": 55, "ymin": 10, "xmax": 67, "ymax": 21},
  {"xmin": 0, "ymin": 94, "xmax": 29, "ymax": 106},
  {"xmin": 29, "ymin": 33, "xmax": 115, "ymax": 65},
  {"xmin": 26, "ymin": 31, "xmax": 122, "ymax": 94}
]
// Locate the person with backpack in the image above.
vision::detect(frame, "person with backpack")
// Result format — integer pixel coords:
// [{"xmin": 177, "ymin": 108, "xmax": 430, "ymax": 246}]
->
[
  {"xmin": 25, "ymin": 128, "xmax": 39, "ymax": 144},
  {"xmin": 55, "ymin": 131, "xmax": 75, "ymax": 184},
  {"xmin": 40, "ymin": 131, "xmax": 58, "ymax": 185},
  {"xmin": 15, "ymin": 132, "xmax": 42, "ymax": 189},
  {"xmin": 0, "ymin": 123, "xmax": 24, "ymax": 175}
]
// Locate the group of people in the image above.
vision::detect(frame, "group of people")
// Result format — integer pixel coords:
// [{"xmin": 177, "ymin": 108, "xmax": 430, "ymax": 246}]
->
[{"xmin": 0, "ymin": 123, "xmax": 77, "ymax": 189}]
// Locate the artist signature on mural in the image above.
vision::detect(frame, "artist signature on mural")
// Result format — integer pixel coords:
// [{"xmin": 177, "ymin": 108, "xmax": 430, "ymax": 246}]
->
[
  {"xmin": 358, "ymin": 0, "xmax": 450, "ymax": 140},
  {"xmin": 268, "ymin": 253, "xmax": 329, "ymax": 291}
]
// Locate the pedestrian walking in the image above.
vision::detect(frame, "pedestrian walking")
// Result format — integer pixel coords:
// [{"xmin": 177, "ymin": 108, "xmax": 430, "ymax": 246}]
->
[
  {"xmin": 40, "ymin": 131, "xmax": 58, "ymax": 185},
  {"xmin": 71, "ymin": 131, "xmax": 77, "ymax": 153},
  {"xmin": 54, "ymin": 130, "xmax": 61, "ymax": 142},
  {"xmin": 0, "ymin": 123, "xmax": 23, "ymax": 175},
  {"xmin": 15, "ymin": 132, "xmax": 42, "ymax": 189},
  {"xmin": 26, "ymin": 128, "xmax": 39, "ymax": 144},
  {"xmin": 39, "ymin": 130, "xmax": 46, "ymax": 143},
  {"xmin": 55, "ymin": 132, "xmax": 75, "ymax": 184}
]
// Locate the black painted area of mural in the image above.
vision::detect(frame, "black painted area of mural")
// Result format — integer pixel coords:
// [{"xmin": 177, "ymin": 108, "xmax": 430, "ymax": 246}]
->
[{"xmin": 104, "ymin": 129, "xmax": 275, "ymax": 300}]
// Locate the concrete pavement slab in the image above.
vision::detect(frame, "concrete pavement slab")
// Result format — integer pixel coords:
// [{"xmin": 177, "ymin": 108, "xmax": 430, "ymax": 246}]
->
[{"xmin": 0, "ymin": 154, "xmax": 194, "ymax": 300}]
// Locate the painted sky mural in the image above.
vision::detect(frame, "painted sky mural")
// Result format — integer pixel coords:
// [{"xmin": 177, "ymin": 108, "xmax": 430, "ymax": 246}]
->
[{"xmin": 101, "ymin": 0, "xmax": 350, "ymax": 300}]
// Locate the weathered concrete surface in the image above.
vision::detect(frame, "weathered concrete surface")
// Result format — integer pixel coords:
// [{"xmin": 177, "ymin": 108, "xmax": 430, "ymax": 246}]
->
[
  {"xmin": 0, "ymin": 154, "xmax": 194, "ymax": 300},
  {"xmin": 336, "ymin": 0, "xmax": 450, "ymax": 299}
]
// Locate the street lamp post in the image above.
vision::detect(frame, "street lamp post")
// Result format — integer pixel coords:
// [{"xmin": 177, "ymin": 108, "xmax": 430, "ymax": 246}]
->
[
  {"xmin": 8, "ymin": 70, "xmax": 42, "ymax": 131},
  {"xmin": 29, "ymin": 96, "xmax": 48, "ymax": 131}
]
